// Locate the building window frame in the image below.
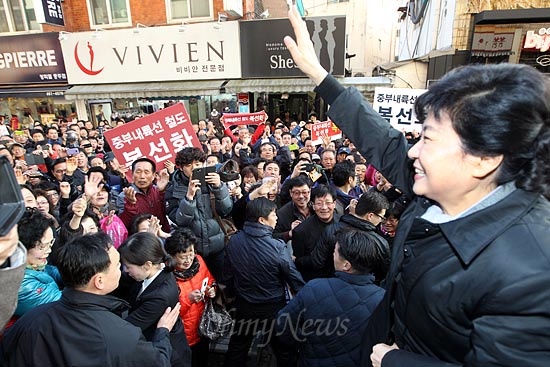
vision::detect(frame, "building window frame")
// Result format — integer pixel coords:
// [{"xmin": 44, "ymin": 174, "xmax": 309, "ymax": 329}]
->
[
  {"xmin": 0, "ymin": 0, "xmax": 40, "ymax": 33},
  {"xmin": 86, "ymin": 0, "xmax": 132, "ymax": 28},
  {"xmin": 166, "ymin": 0, "xmax": 213, "ymax": 23}
]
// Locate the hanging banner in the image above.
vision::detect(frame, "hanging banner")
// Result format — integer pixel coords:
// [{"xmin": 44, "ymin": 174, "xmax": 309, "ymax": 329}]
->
[
  {"xmin": 33, "ymin": 0, "xmax": 64, "ymax": 26},
  {"xmin": 103, "ymin": 103, "xmax": 201, "ymax": 177}
]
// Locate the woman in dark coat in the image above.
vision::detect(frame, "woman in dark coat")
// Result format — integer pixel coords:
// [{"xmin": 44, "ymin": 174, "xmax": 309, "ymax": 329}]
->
[
  {"xmin": 119, "ymin": 232, "xmax": 191, "ymax": 367},
  {"xmin": 285, "ymin": 6, "xmax": 550, "ymax": 367}
]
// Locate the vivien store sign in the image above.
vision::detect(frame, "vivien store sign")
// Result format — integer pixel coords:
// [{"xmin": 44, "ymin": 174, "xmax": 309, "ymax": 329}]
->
[{"xmin": 59, "ymin": 23, "xmax": 241, "ymax": 84}]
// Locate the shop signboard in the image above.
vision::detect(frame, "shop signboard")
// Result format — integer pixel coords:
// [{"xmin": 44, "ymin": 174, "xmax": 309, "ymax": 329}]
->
[
  {"xmin": 0, "ymin": 32, "xmax": 67, "ymax": 85},
  {"xmin": 240, "ymin": 16, "xmax": 346, "ymax": 78},
  {"xmin": 310, "ymin": 120, "xmax": 342, "ymax": 146},
  {"xmin": 372, "ymin": 87, "xmax": 427, "ymax": 133},
  {"xmin": 33, "ymin": 0, "xmax": 64, "ymax": 26},
  {"xmin": 103, "ymin": 103, "xmax": 201, "ymax": 178},
  {"xmin": 60, "ymin": 23, "xmax": 241, "ymax": 84}
]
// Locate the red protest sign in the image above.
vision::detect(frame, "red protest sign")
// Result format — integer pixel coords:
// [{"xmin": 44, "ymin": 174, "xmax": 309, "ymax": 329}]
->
[
  {"xmin": 310, "ymin": 120, "xmax": 342, "ymax": 145},
  {"xmin": 104, "ymin": 103, "xmax": 201, "ymax": 177},
  {"xmin": 220, "ymin": 111, "xmax": 267, "ymax": 128}
]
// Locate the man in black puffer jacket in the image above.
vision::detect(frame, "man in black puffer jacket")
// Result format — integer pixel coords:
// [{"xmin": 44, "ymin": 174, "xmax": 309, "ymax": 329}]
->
[{"xmin": 297, "ymin": 189, "xmax": 390, "ymax": 282}]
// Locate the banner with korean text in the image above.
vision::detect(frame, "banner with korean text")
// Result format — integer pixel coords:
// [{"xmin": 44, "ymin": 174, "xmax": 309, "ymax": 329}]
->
[
  {"xmin": 310, "ymin": 120, "xmax": 342, "ymax": 146},
  {"xmin": 104, "ymin": 103, "xmax": 201, "ymax": 179},
  {"xmin": 220, "ymin": 111, "xmax": 267, "ymax": 128},
  {"xmin": 372, "ymin": 87, "xmax": 427, "ymax": 133}
]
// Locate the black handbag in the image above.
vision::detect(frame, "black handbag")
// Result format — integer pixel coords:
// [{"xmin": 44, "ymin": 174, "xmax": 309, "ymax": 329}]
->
[{"xmin": 198, "ymin": 298, "xmax": 233, "ymax": 340}]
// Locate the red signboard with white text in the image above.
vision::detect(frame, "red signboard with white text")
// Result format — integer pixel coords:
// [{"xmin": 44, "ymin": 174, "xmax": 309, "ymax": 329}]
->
[
  {"xmin": 104, "ymin": 103, "xmax": 201, "ymax": 176},
  {"xmin": 220, "ymin": 111, "xmax": 267, "ymax": 128},
  {"xmin": 310, "ymin": 120, "xmax": 342, "ymax": 145}
]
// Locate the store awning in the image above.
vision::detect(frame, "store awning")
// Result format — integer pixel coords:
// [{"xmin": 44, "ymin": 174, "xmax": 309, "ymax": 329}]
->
[
  {"xmin": 64, "ymin": 80, "xmax": 226, "ymax": 100},
  {"xmin": 224, "ymin": 77, "xmax": 392, "ymax": 94},
  {"xmin": 0, "ymin": 86, "xmax": 68, "ymax": 98}
]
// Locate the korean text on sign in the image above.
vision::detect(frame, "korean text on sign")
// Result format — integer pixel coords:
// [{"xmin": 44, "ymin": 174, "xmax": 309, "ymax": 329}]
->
[
  {"xmin": 104, "ymin": 102, "xmax": 202, "ymax": 177},
  {"xmin": 372, "ymin": 87, "xmax": 427, "ymax": 132},
  {"xmin": 310, "ymin": 120, "xmax": 342, "ymax": 145}
]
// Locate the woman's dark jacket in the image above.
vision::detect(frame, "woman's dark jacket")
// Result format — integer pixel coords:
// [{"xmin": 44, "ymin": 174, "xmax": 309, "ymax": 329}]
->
[
  {"xmin": 124, "ymin": 270, "xmax": 191, "ymax": 367},
  {"xmin": 316, "ymin": 74, "xmax": 550, "ymax": 367}
]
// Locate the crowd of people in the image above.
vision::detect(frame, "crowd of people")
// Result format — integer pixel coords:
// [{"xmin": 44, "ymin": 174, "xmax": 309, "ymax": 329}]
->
[{"xmin": 1, "ymin": 5, "xmax": 549, "ymax": 367}]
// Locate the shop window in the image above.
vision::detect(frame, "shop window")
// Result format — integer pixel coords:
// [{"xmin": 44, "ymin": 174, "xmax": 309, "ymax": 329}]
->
[
  {"xmin": 0, "ymin": 0, "xmax": 39, "ymax": 33},
  {"xmin": 88, "ymin": 0, "xmax": 130, "ymax": 26},
  {"xmin": 167, "ymin": 0, "xmax": 212, "ymax": 21}
]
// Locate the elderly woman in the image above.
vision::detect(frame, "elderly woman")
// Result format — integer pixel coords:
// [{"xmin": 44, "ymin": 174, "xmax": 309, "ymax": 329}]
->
[
  {"xmin": 14, "ymin": 208, "xmax": 62, "ymax": 317},
  {"xmin": 286, "ymin": 6, "xmax": 550, "ymax": 367},
  {"xmin": 164, "ymin": 228, "xmax": 216, "ymax": 367}
]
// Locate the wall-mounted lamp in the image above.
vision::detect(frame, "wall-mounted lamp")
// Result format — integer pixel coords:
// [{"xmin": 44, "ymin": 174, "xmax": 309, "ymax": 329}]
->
[
  {"xmin": 213, "ymin": 12, "xmax": 228, "ymax": 30},
  {"xmin": 178, "ymin": 20, "xmax": 187, "ymax": 33},
  {"xmin": 259, "ymin": 9, "xmax": 269, "ymax": 19},
  {"xmin": 92, "ymin": 28, "xmax": 105, "ymax": 39},
  {"xmin": 133, "ymin": 23, "xmax": 149, "ymax": 34},
  {"xmin": 58, "ymin": 31, "xmax": 70, "ymax": 41}
]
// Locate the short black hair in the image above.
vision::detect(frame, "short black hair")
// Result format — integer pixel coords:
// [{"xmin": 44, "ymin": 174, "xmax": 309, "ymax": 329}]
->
[
  {"xmin": 131, "ymin": 157, "xmax": 156, "ymax": 172},
  {"xmin": 87, "ymin": 166, "xmax": 109, "ymax": 182},
  {"xmin": 355, "ymin": 189, "xmax": 390, "ymax": 217},
  {"xmin": 286, "ymin": 175, "xmax": 310, "ymax": 191},
  {"xmin": 311, "ymin": 184, "xmax": 337, "ymax": 202},
  {"xmin": 336, "ymin": 229, "xmax": 389, "ymax": 277},
  {"xmin": 332, "ymin": 161, "xmax": 356, "ymax": 186},
  {"xmin": 164, "ymin": 228, "xmax": 198, "ymax": 256},
  {"xmin": 175, "ymin": 147, "xmax": 206, "ymax": 167},
  {"xmin": 245, "ymin": 197, "xmax": 277, "ymax": 223},
  {"xmin": 17, "ymin": 207, "xmax": 56, "ymax": 251},
  {"xmin": 57, "ymin": 232, "xmax": 113, "ymax": 288}
]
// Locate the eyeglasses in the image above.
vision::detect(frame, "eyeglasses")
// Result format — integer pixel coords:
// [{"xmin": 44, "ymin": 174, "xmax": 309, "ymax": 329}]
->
[
  {"xmin": 314, "ymin": 200, "xmax": 335, "ymax": 208},
  {"xmin": 37, "ymin": 238, "xmax": 55, "ymax": 251},
  {"xmin": 291, "ymin": 190, "xmax": 310, "ymax": 196},
  {"xmin": 372, "ymin": 212, "xmax": 387, "ymax": 222}
]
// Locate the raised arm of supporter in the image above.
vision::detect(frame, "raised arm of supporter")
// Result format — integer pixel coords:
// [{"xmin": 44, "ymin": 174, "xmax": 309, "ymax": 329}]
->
[
  {"xmin": 284, "ymin": 5, "xmax": 411, "ymax": 197},
  {"xmin": 250, "ymin": 122, "xmax": 266, "ymax": 146}
]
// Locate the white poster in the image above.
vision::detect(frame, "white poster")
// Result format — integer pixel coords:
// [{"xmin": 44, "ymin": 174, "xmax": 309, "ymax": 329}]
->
[
  {"xmin": 60, "ymin": 22, "xmax": 241, "ymax": 84},
  {"xmin": 372, "ymin": 87, "xmax": 427, "ymax": 133}
]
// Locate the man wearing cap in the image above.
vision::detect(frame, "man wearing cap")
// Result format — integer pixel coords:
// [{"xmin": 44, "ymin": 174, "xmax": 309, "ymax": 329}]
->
[
  {"xmin": 337, "ymin": 146, "xmax": 351, "ymax": 163},
  {"xmin": 116, "ymin": 157, "xmax": 171, "ymax": 233}
]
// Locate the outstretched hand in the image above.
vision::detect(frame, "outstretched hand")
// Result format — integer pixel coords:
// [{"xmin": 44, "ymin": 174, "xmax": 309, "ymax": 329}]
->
[{"xmin": 284, "ymin": 5, "xmax": 328, "ymax": 85}]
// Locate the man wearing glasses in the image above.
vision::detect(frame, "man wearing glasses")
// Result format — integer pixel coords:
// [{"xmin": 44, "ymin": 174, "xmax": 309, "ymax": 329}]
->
[
  {"xmin": 273, "ymin": 175, "xmax": 313, "ymax": 242},
  {"xmin": 293, "ymin": 184, "xmax": 340, "ymax": 281},
  {"xmin": 297, "ymin": 189, "xmax": 390, "ymax": 282}
]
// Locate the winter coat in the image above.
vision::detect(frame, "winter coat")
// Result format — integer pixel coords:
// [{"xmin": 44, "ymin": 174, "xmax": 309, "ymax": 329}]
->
[
  {"xmin": 276, "ymin": 272, "xmax": 385, "ymax": 367},
  {"xmin": 116, "ymin": 183, "xmax": 170, "ymax": 232},
  {"xmin": 124, "ymin": 270, "xmax": 191, "ymax": 367},
  {"xmin": 1, "ymin": 288, "xmax": 174, "ymax": 367},
  {"xmin": 14, "ymin": 265, "xmax": 62, "ymax": 316},
  {"xmin": 224, "ymin": 221, "xmax": 305, "ymax": 303},
  {"xmin": 273, "ymin": 201, "xmax": 314, "ymax": 242},
  {"xmin": 297, "ymin": 214, "xmax": 389, "ymax": 280},
  {"xmin": 292, "ymin": 213, "xmax": 340, "ymax": 281},
  {"xmin": 175, "ymin": 255, "xmax": 216, "ymax": 346},
  {"xmin": 316, "ymin": 74, "xmax": 550, "ymax": 367},
  {"xmin": 165, "ymin": 170, "xmax": 232, "ymax": 257}
]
